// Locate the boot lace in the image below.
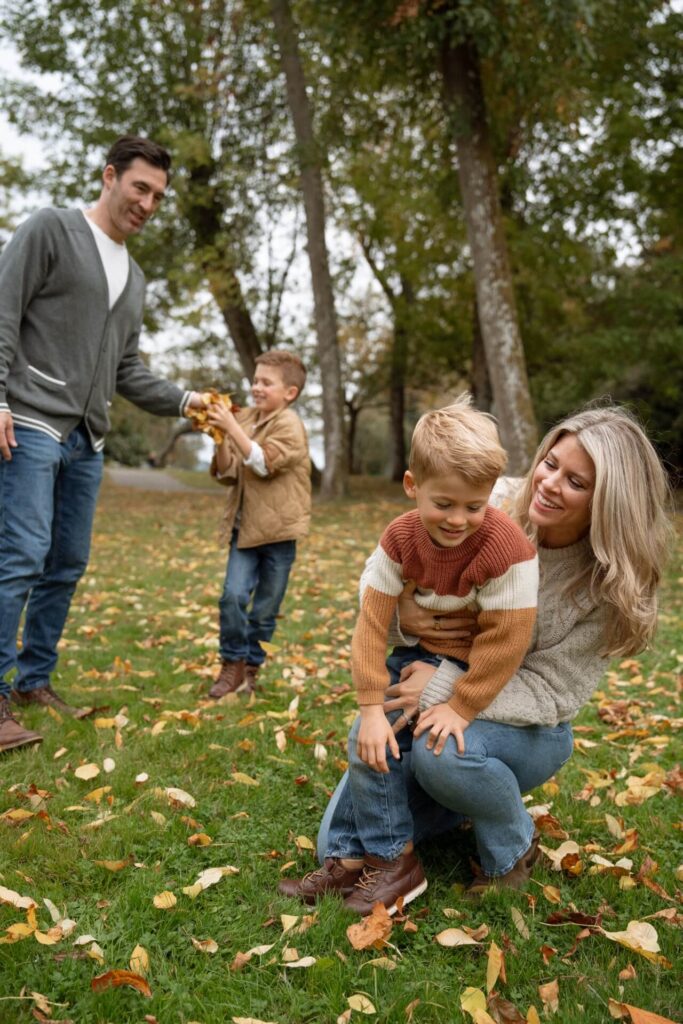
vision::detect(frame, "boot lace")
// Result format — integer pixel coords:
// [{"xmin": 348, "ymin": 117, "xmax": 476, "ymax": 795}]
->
[{"xmin": 354, "ymin": 864, "xmax": 383, "ymax": 894}]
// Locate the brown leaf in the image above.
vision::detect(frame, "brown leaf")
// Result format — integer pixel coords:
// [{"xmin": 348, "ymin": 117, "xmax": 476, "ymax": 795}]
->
[
  {"xmin": 622, "ymin": 1005, "xmax": 679, "ymax": 1024},
  {"xmin": 405, "ymin": 998, "xmax": 421, "ymax": 1021},
  {"xmin": 487, "ymin": 992, "xmax": 527, "ymax": 1023},
  {"xmin": 91, "ymin": 969, "xmax": 152, "ymax": 997},
  {"xmin": 346, "ymin": 902, "xmax": 393, "ymax": 950}
]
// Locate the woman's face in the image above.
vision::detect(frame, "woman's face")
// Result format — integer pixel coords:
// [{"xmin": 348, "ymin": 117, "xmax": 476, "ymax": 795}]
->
[{"xmin": 529, "ymin": 433, "xmax": 595, "ymax": 548}]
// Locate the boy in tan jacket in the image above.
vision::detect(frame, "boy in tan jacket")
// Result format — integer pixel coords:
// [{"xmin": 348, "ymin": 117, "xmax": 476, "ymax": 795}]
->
[{"xmin": 206, "ymin": 351, "xmax": 311, "ymax": 697}]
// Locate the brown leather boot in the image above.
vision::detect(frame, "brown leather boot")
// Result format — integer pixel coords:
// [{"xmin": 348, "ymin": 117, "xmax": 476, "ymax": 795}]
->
[
  {"xmin": 11, "ymin": 684, "xmax": 83, "ymax": 717},
  {"xmin": 278, "ymin": 858, "xmax": 364, "ymax": 905},
  {"xmin": 0, "ymin": 696, "xmax": 43, "ymax": 753},
  {"xmin": 465, "ymin": 831, "xmax": 541, "ymax": 896},
  {"xmin": 343, "ymin": 846, "xmax": 427, "ymax": 916},
  {"xmin": 243, "ymin": 664, "xmax": 261, "ymax": 692},
  {"xmin": 208, "ymin": 660, "xmax": 246, "ymax": 699}
]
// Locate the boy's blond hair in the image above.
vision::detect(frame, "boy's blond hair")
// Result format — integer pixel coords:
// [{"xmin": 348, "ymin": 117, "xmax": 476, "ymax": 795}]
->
[
  {"xmin": 255, "ymin": 350, "xmax": 306, "ymax": 398},
  {"xmin": 409, "ymin": 394, "xmax": 507, "ymax": 485}
]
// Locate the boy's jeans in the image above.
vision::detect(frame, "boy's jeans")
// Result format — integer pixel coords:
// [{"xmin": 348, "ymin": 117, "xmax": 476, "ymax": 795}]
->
[
  {"xmin": 325, "ymin": 644, "xmax": 459, "ymax": 862},
  {"xmin": 320, "ymin": 717, "xmax": 573, "ymax": 877},
  {"xmin": 219, "ymin": 530, "xmax": 296, "ymax": 666},
  {"xmin": 0, "ymin": 425, "xmax": 103, "ymax": 698}
]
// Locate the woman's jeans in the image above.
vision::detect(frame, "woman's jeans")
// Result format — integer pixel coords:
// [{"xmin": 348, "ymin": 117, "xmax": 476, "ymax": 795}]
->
[
  {"xmin": 0, "ymin": 425, "xmax": 103, "ymax": 698},
  {"xmin": 321, "ymin": 714, "xmax": 573, "ymax": 877},
  {"xmin": 219, "ymin": 530, "xmax": 297, "ymax": 667},
  {"xmin": 324, "ymin": 645, "xmax": 462, "ymax": 863}
]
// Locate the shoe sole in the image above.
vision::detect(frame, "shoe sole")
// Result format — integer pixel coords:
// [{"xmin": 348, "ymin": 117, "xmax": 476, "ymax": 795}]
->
[
  {"xmin": 386, "ymin": 878, "xmax": 428, "ymax": 916},
  {"xmin": 0, "ymin": 735, "xmax": 43, "ymax": 752}
]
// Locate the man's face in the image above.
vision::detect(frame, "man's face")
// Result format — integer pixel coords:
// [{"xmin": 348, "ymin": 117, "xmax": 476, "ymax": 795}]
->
[{"xmin": 101, "ymin": 158, "xmax": 168, "ymax": 242}]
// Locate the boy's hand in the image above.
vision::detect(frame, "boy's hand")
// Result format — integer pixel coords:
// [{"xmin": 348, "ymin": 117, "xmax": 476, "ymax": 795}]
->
[
  {"xmin": 207, "ymin": 401, "xmax": 236, "ymax": 434},
  {"xmin": 412, "ymin": 702, "xmax": 470, "ymax": 755},
  {"xmin": 357, "ymin": 705, "xmax": 400, "ymax": 774}
]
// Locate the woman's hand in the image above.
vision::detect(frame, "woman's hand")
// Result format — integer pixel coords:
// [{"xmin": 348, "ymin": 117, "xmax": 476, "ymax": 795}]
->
[
  {"xmin": 357, "ymin": 705, "xmax": 400, "ymax": 773},
  {"xmin": 383, "ymin": 660, "xmax": 437, "ymax": 729},
  {"xmin": 398, "ymin": 580, "xmax": 479, "ymax": 641},
  {"xmin": 412, "ymin": 702, "xmax": 470, "ymax": 755}
]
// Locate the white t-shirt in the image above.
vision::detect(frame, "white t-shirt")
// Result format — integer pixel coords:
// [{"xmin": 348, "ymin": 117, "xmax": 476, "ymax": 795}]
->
[{"xmin": 83, "ymin": 213, "xmax": 130, "ymax": 308}]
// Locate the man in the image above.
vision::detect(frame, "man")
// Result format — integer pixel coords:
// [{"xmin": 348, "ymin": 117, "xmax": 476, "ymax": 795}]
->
[{"xmin": 0, "ymin": 135, "xmax": 204, "ymax": 752}]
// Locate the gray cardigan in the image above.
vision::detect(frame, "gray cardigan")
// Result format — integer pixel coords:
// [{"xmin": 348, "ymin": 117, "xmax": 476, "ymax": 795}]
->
[{"xmin": 0, "ymin": 208, "xmax": 189, "ymax": 450}]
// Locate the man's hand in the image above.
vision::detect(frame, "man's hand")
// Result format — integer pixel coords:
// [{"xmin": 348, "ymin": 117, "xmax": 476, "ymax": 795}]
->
[
  {"xmin": 357, "ymin": 704, "xmax": 401, "ymax": 773},
  {"xmin": 412, "ymin": 702, "xmax": 470, "ymax": 755},
  {"xmin": 185, "ymin": 391, "xmax": 207, "ymax": 410},
  {"xmin": 0, "ymin": 411, "xmax": 17, "ymax": 461}
]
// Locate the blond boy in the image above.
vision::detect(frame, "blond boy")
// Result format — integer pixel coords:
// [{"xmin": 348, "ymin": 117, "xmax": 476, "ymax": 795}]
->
[
  {"xmin": 207, "ymin": 351, "xmax": 311, "ymax": 696},
  {"xmin": 280, "ymin": 396, "xmax": 538, "ymax": 915}
]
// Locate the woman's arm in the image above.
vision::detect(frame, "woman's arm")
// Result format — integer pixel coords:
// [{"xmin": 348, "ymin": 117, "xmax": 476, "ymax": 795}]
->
[{"xmin": 397, "ymin": 581, "xmax": 479, "ymax": 642}]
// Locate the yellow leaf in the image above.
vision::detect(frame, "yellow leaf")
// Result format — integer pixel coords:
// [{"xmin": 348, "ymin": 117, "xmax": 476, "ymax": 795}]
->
[
  {"xmin": 74, "ymin": 763, "xmax": 100, "ymax": 780},
  {"xmin": 188, "ymin": 833, "xmax": 213, "ymax": 847},
  {"xmin": 361, "ymin": 957, "xmax": 397, "ymax": 971},
  {"xmin": 283, "ymin": 955, "xmax": 317, "ymax": 968},
  {"xmin": 538, "ymin": 979, "xmax": 559, "ymax": 1014},
  {"xmin": 153, "ymin": 890, "xmax": 177, "ymax": 909},
  {"xmin": 1, "ymin": 808, "xmax": 35, "ymax": 824},
  {"xmin": 527, "ymin": 1008, "xmax": 541, "ymax": 1024},
  {"xmin": 486, "ymin": 941, "xmax": 504, "ymax": 993},
  {"xmin": 232, "ymin": 1018, "xmax": 278, "ymax": 1024},
  {"xmin": 231, "ymin": 772, "xmax": 259, "ymax": 786},
  {"xmin": 150, "ymin": 811, "xmax": 166, "ymax": 826},
  {"xmin": 295, "ymin": 835, "xmax": 315, "ymax": 851},
  {"xmin": 347, "ymin": 993, "xmax": 376, "ymax": 1014},
  {"xmin": 0, "ymin": 885, "xmax": 37, "ymax": 910},
  {"xmin": 511, "ymin": 907, "xmax": 530, "ymax": 939},
  {"xmin": 165, "ymin": 786, "xmax": 196, "ymax": 807},
  {"xmin": 130, "ymin": 943, "xmax": 149, "ymax": 975},
  {"xmin": 93, "ymin": 717, "xmax": 117, "ymax": 728},
  {"xmin": 461, "ymin": 987, "xmax": 487, "ymax": 1019},
  {"xmin": 435, "ymin": 928, "xmax": 481, "ymax": 947},
  {"xmin": 84, "ymin": 786, "xmax": 112, "ymax": 804},
  {"xmin": 600, "ymin": 921, "xmax": 671, "ymax": 967},
  {"xmin": 192, "ymin": 936, "xmax": 219, "ymax": 954},
  {"xmin": 258, "ymin": 641, "xmax": 280, "ymax": 655},
  {"xmin": 94, "ymin": 859, "xmax": 130, "ymax": 872},
  {"xmin": 34, "ymin": 926, "xmax": 63, "ymax": 945}
]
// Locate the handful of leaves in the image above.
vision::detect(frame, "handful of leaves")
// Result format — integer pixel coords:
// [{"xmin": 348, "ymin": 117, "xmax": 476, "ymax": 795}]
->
[{"xmin": 185, "ymin": 390, "xmax": 236, "ymax": 444}]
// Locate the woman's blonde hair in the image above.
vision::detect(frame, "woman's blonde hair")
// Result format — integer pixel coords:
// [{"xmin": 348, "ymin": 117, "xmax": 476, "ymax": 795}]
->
[
  {"xmin": 513, "ymin": 403, "xmax": 673, "ymax": 657},
  {"xmin": 409, "ymin": 394, "xmax": 507, "ymax": 485}
]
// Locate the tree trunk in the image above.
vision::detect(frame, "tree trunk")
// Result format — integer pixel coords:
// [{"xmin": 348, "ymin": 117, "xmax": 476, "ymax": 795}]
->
[
  {"xmin": 471, "ymin": 297, "xmax": 492, "ymax": 412},
  {"xmin": 389, "ymin": 275, "xmax": 414, "ymax": 481},
  {"xmin": 270, "ymin": 0, "xmax": 347, "ymax": 498},
  {"xmin": 440, "ymin": 34, "xmax": 537, "ymax": 473},
  {"xmin": 346, "ymin": 401, "xmax": 360, "ymax": 474},
  {"xmin": 182, "ymin": 162, "xmax": 263, "ymax": 380},
  {"xmin": 151, "ymin": 420, "xmax": 195, "ymax": 468}
]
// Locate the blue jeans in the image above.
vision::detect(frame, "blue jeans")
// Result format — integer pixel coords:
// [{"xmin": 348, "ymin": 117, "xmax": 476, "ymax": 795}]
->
[
  {"xmin": 218, "ymin": 530, "xmax": 297, "ymax": 666},
  {"xmin": 320, "ymin": 716, "xmax": 573, "ymax": 877},
  {"xmin": 325, "ymin": 645, "xmax": 462, "ymax": 861},
  {"xmin": 0, "ymin": 424, "xmax": 103, "ymax": 698}
]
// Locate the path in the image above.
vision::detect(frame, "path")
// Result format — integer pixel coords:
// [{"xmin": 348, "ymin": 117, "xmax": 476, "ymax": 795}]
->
[{"xmin": 105, "ymin": 466, "xmax": 218, "ymax": 494}]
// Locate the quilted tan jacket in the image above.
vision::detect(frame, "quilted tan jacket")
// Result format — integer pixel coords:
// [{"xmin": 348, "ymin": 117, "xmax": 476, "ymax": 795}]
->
[{"xmin": 210, "ymin": 404, "xmax": 311, "ymax": 549}]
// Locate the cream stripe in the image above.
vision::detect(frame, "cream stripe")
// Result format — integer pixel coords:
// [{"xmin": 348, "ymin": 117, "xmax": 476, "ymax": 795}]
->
[{"xmin": 477, "ymin": 557, "xmax": 538, "ymax": 611}]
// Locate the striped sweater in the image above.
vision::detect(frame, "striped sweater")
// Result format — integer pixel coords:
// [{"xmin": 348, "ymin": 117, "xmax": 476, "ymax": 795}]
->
[{"xmin": 352, "ymin": 506, "xmax": 538, "ymax": 720}]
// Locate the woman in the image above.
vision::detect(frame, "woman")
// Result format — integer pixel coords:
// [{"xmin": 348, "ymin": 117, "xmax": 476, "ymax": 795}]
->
[{"xmin": 308, "ymin": 404, "xmax": 672, "ymax": 900}]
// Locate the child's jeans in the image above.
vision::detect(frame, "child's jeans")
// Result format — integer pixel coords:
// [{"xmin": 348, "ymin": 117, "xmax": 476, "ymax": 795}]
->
[
  {"xmin": 219, "ymin": 530, "xmax": 297, "ymax": 666},
  {"xmin": 325, "ymin": 644, "xmax": 467, "ymax": 862}
]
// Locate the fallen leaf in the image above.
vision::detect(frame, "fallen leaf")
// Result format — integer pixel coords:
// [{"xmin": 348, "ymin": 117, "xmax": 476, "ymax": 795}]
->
[
  {"xmin": 600, "ymin": 921, "xmax": 671, "ymax": 966},
  {"xmin": 91, "ymin": 969, "xmax": 152, "ymax": 997},
  {"xmin": 231, "ymin": 772, "xmax": 259, "ymax": 786},
  {"xmin": 188, "ymin": 833, "xmax": 213, "ymax": 847},
  {"xmin": 130, "ymin": 944, "xmax": 149, "ymax": 975},
  {"xmin": 486, "ymin": 940, "xmax": 505, "ymax": 992},
  {"xmin": 510, "ymin": 907, "xmax": 530, "ymax": 939},
  {"xmin": 283, "ymin": 955, "xmax": 316, "ymax": 968},
  {"xmin": 164, "ymin": 786, "xmax": 196, "ymax": 808},
  {"xmin": 153, "ymin": 890, "xmax": 177, "ymax": 909},
  {"xmin": 347, "ymin": 993, "xmax": 376, "ymax": 1014},
  {"xmin": 295, "ymin": 834, "xmax": 315, "ymax": 851},
  {"xmin": 74, "ymin": 763, "xmax": 100, "ymax": 781},
  {"xmin": 191, "ymin": 936, "xmax": 219, "ymax": 953},
  {"xmin": 347, "ymin": 903, "xmax": 393, "ymax": 951},
  {"xmin": 538, "ymin": 979, "xmax": 559, "ymax": 1014},
  {"xmin": 94, "ymin": 858, "xmax": 130, "ymax": 872},
  {"xmin": 0, "ymin": 885, "xmax": 37, "ymax": 910},
  {"xmin": 435, "ymin": 927, "xmax": 481, "ymax": 947}
]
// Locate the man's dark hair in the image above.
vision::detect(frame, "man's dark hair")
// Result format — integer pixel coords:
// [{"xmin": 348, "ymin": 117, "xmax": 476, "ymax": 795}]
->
[{"xmin": 105, "ymin": 135, "xmax": 172, "ymax": 180}]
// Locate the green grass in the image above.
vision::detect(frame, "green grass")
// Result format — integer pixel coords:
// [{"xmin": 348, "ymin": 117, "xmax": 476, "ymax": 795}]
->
[{"xmin": 0, "ymin": 480, "xmax": 681, "ymax": 1024}]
